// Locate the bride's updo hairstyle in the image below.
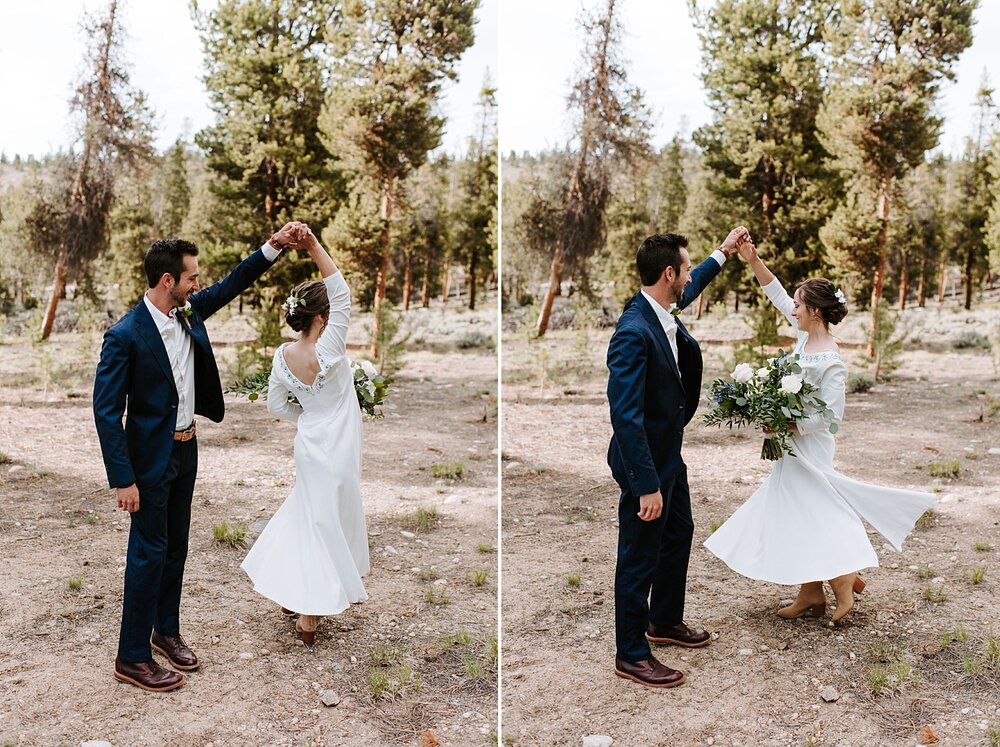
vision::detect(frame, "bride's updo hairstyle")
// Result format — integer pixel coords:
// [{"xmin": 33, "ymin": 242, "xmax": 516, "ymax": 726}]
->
[
  {"xmin": 796, "ymin": 278, "xmax": 848, "ymax": 327},
  {"xmin": 283, "ymin": 281, "xmax": 330, "ymax": 333}
]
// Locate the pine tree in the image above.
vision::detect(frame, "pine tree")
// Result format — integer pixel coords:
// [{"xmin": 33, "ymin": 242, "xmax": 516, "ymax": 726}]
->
[
  {"xmin": 39, "ymin": 0, "xmax": 154, "ymax": 339},
  {"xmin": 818, "ymin": 0, "xmax": 975, "ymax": 352},
  {"xmin": 535, "ymin": 0, "xmax": 651, "ymax": 337},
  {"xmin": 319, "ymin": 0, "xmax": 478, "ymax": 356},
  {"xmin": 691, "ymin": 0, "xmax": 836, "ymax": 290}
]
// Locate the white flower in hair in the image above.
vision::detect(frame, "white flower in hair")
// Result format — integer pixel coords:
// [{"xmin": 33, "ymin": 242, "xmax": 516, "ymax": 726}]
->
[
  {"xmin": 834, "ymin": 288, "xmax": 847, "ymax": 304},
  {"xmin": 281, "ymin": 292, "xmax": 302, "ymax": 315}
]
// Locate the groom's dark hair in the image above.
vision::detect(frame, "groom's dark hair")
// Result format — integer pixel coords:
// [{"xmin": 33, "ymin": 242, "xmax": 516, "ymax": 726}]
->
[
  {"xmin": 144, "ymin": 239, "xmax": 199, "ymax": 288},
  {"xmin": 636, "ymin": 233, "xmax": 688, "ymax": 286}
]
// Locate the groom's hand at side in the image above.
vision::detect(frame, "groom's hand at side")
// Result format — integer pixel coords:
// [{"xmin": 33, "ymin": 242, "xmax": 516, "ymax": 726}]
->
[
  {"xmin": 638, "ymin": 491, "xmax": 663, "ymax": 522},
  {"xmin": 116, "ymin": 484, "xmax": 139, "ymax": 513}
]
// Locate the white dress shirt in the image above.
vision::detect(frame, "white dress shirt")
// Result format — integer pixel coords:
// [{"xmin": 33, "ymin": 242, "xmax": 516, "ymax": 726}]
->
[
  {"xmin": 142, "ymin": 242, "xmax": 282, "ymax": 431},
  {"xmin": 641, "ymin": 249, "xmax": 728, "ymax": 376}
]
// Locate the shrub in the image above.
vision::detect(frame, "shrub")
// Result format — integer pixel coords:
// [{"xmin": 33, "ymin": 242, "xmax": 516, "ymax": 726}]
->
[
  {"xmin": 455, "ymin": 331, "xmax": 496, "ymax": 350},
  {"xmin": 212, "ymin": 522, "xmax": 248, "ymax": 547},
  {"xmin": 951, "ymin": 331, "xmax": 990, "ymax": 349},
  {"xmin": 847, "ymin": 372, "xmax": 874, "ymax": 393}
]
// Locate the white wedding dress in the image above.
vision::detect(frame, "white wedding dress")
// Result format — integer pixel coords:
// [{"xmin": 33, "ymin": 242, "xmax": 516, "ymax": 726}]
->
[
  {"xmin": 241, "ymin": 272, "xmax": 370, "ymax": 615},
  {"xmin": 703, "ymin": 278, "xmax": 936, "ymax": 584}
]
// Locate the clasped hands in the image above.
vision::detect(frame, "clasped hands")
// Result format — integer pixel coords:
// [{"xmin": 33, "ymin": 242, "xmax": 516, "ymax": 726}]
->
[{"xmin": 269, "ymin": 221, "xmax": 318, "ymax": 252}]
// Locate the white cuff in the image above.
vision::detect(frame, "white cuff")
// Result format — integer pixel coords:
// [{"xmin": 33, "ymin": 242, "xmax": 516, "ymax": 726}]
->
[
  {"xmin": 710, "ymin": 248, "xmax": 728, "ymax": 266},
  {"xmin": 261, "ymin": 242, "xmax": 281, "ymax": 261}
]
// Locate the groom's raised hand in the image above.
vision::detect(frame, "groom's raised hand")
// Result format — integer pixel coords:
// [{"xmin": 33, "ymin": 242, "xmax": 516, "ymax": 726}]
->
[{"xmin": 638, "ymin": 490, "xmax": 663, "ymax": 522}]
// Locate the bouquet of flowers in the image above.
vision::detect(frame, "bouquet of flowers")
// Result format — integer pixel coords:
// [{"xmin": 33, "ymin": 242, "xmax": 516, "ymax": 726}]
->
[
  {"xmin": 703, "ymin": 352, "xmax": 836, "ymax": 460},
  {"xmin": 227, "ymin": 359, "xmax": 392, "ymax": 420}
]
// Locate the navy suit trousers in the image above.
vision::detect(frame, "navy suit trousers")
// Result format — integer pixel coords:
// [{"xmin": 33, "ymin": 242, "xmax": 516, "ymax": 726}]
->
[
  {"xmin": 118, "ymin": 438, "xmax": 198, "ymax": 662},
  {"xmin": 614, "ymin": 463, "xmax": 694, "ymax": 662}
]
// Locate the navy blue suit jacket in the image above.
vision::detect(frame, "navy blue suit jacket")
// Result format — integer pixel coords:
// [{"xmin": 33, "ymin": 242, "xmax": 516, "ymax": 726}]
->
[
  {"xmin": 606, "ymin": 256, "xmax": 724, "ymax": 497},
  {"xmin": 93, "ymin": 248, "xmax": 279, "ymax": 489}
]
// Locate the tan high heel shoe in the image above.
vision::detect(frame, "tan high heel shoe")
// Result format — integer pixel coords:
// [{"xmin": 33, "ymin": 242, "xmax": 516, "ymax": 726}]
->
[
  {"xmin": 829, "ymin": 573, "xmax": 859, "ymax": 622},
  {"xmin": 853, "ymin": 575, "xmax": 866, "ymax": 594},
  {"xmin": 776, "ymin": 581, "xmax": 826, "ymax": 619},
  {"xmin": 295, "ymin": 614, "xmax": 319, "ymax": 645}
]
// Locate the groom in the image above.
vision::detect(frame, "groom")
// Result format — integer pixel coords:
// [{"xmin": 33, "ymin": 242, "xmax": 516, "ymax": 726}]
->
[
  {"xmin": 606, "ymin": 228, "xmax": 746, "ymax": 688},
  {"xmin": 93, "ymin": 225, "xmax": 297, "ymax": 691}
]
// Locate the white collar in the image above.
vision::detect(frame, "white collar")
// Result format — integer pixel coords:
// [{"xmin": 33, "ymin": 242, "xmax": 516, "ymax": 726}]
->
[
  {"xmin": 640, "ymin": 289, "xmax": 677, "ymax": 331},
  {"xmin": 143, "ymin": 293, "xmax": 182, "ymax": 333}
]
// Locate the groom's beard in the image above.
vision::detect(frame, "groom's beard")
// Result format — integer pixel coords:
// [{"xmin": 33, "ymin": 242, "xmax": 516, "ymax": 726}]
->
[{"xmin": 170, "ymin": 287, "xmax": 188, "ymax": 309}]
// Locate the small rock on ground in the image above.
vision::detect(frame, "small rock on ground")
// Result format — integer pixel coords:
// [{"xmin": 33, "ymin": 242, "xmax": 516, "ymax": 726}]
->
[
  {"xmin": 583, "ymin": 736, "xmax": 613, "ymax": 747},
  {"xmin": 320, "ymin": 689, "xmax": 340, "ymax": 707},
  {"xmin": 820, "ymin": 685, "xmax": 840, "ymax": 702}
]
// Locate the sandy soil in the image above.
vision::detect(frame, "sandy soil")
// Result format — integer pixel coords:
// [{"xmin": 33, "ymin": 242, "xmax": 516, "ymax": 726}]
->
[
  {"xmin": 0, "ymin": 301, "xmax": 498, "ymax": 747},
  {"xmin": 501, "ymin": 302, "xmax": 1000, "ymax": 747}
]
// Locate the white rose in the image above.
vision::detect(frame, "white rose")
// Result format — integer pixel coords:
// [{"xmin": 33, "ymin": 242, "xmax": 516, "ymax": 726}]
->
[
  {"xmin": 361, "ymin": 360, "xmax": 378, "ymax": 378},
  {"xmin": 780, "ymin": 374, "xmax": 803, "ymax": 394},
  {"xmin": 755, "ymin": 367, "xmax": 769, "ymax": 379},
  {"xmin": 731, "ymin": 363, "xmax": 754, "ymax": 383}
]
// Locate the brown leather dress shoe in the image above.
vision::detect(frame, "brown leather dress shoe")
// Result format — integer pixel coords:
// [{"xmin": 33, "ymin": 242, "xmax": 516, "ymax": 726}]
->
[
  {"xmin": 114, "ymin": 657, "xmax": 186, "ymax": 692},
  {"xmin": 646, "ymin": 621, "xmax": 712, "ymax": 648},
  {"xmin": 614, "ymin": 655, "xmax": 686, "ymax": 688},
  {"xmin": 151, "ymin": 630, "xmax": 200, "ymax": 671}
]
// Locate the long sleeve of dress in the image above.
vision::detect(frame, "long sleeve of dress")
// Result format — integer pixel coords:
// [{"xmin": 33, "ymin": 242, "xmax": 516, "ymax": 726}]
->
[
  {"xmin": 316, "ymin": 272, "xmax": 351, "ymax": 361},
  {"xmin": 267, "ymin": 355, "xmax": 304, "ymax": 422},
  {"xmin": 796, "ymin": 358, "xmax": 847, "ymax": 436},
  {"xmin": 761, "ymin": 277, "xmax": 797, "ymax": 330}
]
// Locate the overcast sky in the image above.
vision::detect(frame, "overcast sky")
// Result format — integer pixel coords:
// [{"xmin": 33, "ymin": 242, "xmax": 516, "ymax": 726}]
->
[
  {"xmin": 1, "ymin": 0, "xmax": 497, "ymax": 159},
  {"xmin": 500, "ymin": 0, "xmax": 1000, "ymax": 158}
]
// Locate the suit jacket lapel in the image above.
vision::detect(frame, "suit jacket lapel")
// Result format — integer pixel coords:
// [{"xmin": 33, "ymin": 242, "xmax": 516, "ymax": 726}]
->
[
  {"xmin": 634, "ymin": 293, "xmax": 683, "ymax": 385},
  {"xmin": 135, "ymin": 303, "xmax": 179, "ymax": 394}
]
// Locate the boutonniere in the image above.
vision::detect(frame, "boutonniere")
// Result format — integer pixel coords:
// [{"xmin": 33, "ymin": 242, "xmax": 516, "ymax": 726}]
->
[
  {"xmin": 668, "ymin": 303, "xmax": 682, "ymax": 317},
  {"xmin": 176, "ymin": 303, "xmax": 193, "ymax": 329}
]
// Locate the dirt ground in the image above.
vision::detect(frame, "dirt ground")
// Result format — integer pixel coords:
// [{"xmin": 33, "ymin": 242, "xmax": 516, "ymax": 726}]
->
[
  {"xmin": 0, "ymin": 299, "xmax": 498, "ymax": 747},
  {"xmin": 501, "ymin": 300, "xmax": 1000, "ymax": 747}
]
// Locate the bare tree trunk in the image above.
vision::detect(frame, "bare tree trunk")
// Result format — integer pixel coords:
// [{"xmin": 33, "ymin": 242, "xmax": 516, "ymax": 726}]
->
[
  {"xmin": 917, "ymin": 256, "xmax": 926, "ymax": 308},
  {"xmin": 441, "ymin": 268, "xmax": 451, "ymax": 304},
  {"xmin": 421, "ymin": 256, "xmax": 431, "ymax": 308},
  {"xmin": 963, "ymin": 249, "xmax": 974, "ymax": 310},
  {"xmin": 898, "ymin": 253, "xmax": 909, "ymax": 311},
  {"xmin": 937, "ymin": 255, "xmax": 947, "ymax": 303},
  {"xmin": 695, "ymin": 292, "xmax": 705, "ymax": 321},
  {"xmin": 468, "ymin": 245, "xmax": 477, "ymax": 310},
  {"xmin": 536, "ymin": 248, "xmax": 564, "ymax": 337},
  {"xmin": 40, "ymin": 247, "xmax": 69, "ymax": 340},
  {"xmin": 868, "ymin": 178, "xmax": 891, "ymax": 358},
  {"xmin": 370, "ymin": 175, "xmax": 394, "ymax": 359},
  {"xmin": 402, "ymin": 253, "xmax": 413, "ymax": 311}
]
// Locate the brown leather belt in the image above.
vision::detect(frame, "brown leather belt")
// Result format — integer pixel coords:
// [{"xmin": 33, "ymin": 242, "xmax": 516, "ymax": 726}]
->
[{"xmin": 174, "ymin": 424, "xmax": 196, "ymax": 442}]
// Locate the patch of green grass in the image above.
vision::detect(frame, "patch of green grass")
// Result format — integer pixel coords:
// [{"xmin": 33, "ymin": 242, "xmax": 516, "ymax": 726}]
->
[
  {"xmin": 941, "ymin": 626, "xmax": 969, "ymax": 648},
  {"xmin": 369, "ymin": 644, "xmax": 405, "ymax": 667},
  {"xmin": 988, "ymin": 723, "xmax": 1000, "ymax": 747},
  {"xmin": 867, "ymin": 664, "xmax": 890, "ymax": 694},
  {"xmin": 915, "ymin": 564, "xmax": 936, "ymax": 579},
  {"xmin": 66, "ymin": 577, "xmax": 82, "ymax": 591},
  {"xmin": 486, "ymin": 636, "xmax": 498, "ymax": 669},
  {"xmin": 566, "ymin": 573, "xmax": 582, "ymax": 587},
  {"xmin": 367, "ymin": 661, "xmax": 422, "ymax": 701},
  {"xmin": 961, "ymin": 652, "xmax": 983, "ymax": 675},
  {"xmin": 984, "ymin": 635, "xmax": 1000, "ymax": 668},
  {"xmin": 923, "ymin": 584, "xmax": 947, "ymax": 603},
  {"xmin": 402, "ymin": 505, "xmax": 440, "ymax": 532},
  {"xmin": 469, "ymin": 569, "xmax": 488, "ymax": 587},
  {"xmin": 463, "ymin": 654, "xmax": 486, "ymax": 679},
  {"xmin": 869, "ymin": 641, "xmax": 904, "ymax": 663},
  {"xmin": 969, "ymin": 567, "xmax": 987, "ymax": 585},
  {"xmin": 418, "ymin": 567, "xmax": 439, "ymax": 582},
  {"xmin": 84, "ymin": 512, "xmax": 99, "ymax": 525},
  {"xmin": 915, "ymin": 509, "xmax": 936, "ymax": 530},
  {"xmin": 431, "ymin": 461, "xmax": 464, "ymax": 480},
  {"xmin": 212, "ymin": 522, "xmax": 247, "ymax": 547},
  {"xmin": 441, "ymin": 629, "xmax": 472, "ymax": 652},
  {"xmin": 709, "ymin": 519, "xmax": 725, "ymax": 533},
  {"xmin": 0, "ymin": 452, "xmax": 11, "ymax": 464},
  {"xmin": 975, "ymin": 541, "xmax": 992, "ymax": 552},
  {"xmin": 425, "ymin": 587, "xmax": 450, "ymax": 606},
  {"xmin": 867, "ymin": 640, "xmax": 919, "ymax": 695},
  {"xmin": 476, "ymin": 542, "xmax": 494, "ymax": 554},
  {"xmin": 928, "ymin": 461, "xmax": 960, "ymax": 479}
]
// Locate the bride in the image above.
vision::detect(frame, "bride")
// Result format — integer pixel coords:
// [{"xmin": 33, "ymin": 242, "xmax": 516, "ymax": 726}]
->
[
  {"xmin": 704, "ymin": 236, "xmax": 935, "ymax": 622},
  {"xmin": 241, "ymin": 222, "xmax": 370, "ymax": 644}
]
